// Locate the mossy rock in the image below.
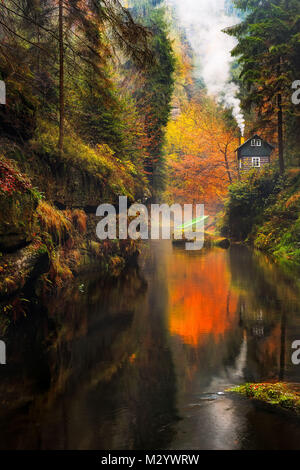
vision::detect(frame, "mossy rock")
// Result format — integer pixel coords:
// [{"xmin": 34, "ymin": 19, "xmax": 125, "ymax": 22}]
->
[
  {"xmin": 227, "ymin": 382, "xmax": 300, "ymax": 415},
  {"xmin": 0, "ymin": 244, "xmax": 50, "ymax": 299},
  {"xmin": 0, "ymin": 191, "xmax": 38, "ymax": 252}
]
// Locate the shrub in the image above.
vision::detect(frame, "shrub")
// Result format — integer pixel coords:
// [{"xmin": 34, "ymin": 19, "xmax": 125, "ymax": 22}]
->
[
  {"xmin": 221, "ymin": 169, "xmax": 282, "ymax": 241},
  {"xmin": 0, "ymin": 156, "xmax": 32, "ymax": 195}
]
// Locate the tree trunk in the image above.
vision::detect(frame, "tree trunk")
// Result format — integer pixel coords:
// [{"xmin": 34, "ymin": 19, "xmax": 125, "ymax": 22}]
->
[
  {"xmin": 277, "ymin": 92, "xmax": 284, "ymax": 175},
  {"xmin": 224, "ymin": 147, "xmax": 233, "ymax": 184},
  {"xmin": 58, "ymin": 0, "xmax": 64, "ymax": 154}
]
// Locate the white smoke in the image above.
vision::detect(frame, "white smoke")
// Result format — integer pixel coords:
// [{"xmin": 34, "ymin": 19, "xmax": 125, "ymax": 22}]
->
[{"xmin": 167, "ymin": 0, "xmax": 245, "ymax": 135}]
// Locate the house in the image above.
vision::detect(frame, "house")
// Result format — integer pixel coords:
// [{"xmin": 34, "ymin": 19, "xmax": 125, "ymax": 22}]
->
[{"xmin": 236, "ymin": 134, "xmax": 274, "ymax": 171}]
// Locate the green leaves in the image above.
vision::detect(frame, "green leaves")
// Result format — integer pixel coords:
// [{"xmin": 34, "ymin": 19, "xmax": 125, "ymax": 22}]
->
[{"xmin": 227, "ymin": 0, "xmax": 300, "ymax": 167}]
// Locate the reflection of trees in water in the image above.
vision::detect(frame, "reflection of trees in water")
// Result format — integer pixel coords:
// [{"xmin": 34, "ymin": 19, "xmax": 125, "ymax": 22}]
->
[
  {"xmin": 229, "ymin": 246, "xmax": 300, "ymax": 382},
  {"xmin": 165, "ymin": 248, "xmax": 244, "ymax": 394},
  {"xmin": 1, "ymin": 244, "xmax": 300, "ymax": 449},
  {"xmin": 167, "ymin": 250, "xmax": 239, "ymax": 346},
  {"xmin": 0, "ymin": 265, "xmax": 177, "ymax": 450}
]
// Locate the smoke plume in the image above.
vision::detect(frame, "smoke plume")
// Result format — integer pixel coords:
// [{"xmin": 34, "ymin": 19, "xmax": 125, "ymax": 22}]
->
[{"xmin": 167, "ymin": 0, "xmax": 245, "ymax": 135}]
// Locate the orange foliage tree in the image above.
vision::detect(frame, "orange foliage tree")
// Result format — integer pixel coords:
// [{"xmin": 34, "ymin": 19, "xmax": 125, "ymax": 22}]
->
[{"xmin": 164, "ymin": 97, "xmax": 239, "ymax": 208}]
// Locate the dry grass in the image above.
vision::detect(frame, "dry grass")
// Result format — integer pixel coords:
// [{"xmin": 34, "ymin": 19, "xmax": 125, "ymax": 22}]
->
[
  {"xmin": 37, "ymin": 201, "xmax": 73, "ymax": 244},
  {"xmin": 69, "ymin": 209, "xmax": 87, "ymax": 235}
]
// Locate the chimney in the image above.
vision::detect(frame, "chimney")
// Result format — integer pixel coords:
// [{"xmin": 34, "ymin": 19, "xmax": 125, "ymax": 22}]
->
[{"xmin": 239, "ymin": 136, "xmax": 245, "ymax": 146}]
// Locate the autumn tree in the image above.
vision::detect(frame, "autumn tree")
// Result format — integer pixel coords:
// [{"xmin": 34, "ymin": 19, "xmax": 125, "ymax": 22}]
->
[{"xmin": 164, "ymin": 98, "xmax": 239, "ymax": 208}]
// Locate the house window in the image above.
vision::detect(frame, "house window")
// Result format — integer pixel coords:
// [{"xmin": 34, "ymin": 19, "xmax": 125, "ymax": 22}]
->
[
  {"xmin": 251, "ymin": 139, "xmax": 256, "ymax": 146},
  {"xmin": 252, "ymin": 157, "xmax": 261, "ymax": 168},
  {"xmin": 239, "ymin": 159, "xmax": 242, "ymax": 169},
  {"xmin": 256, "ymin": 139, "xmax": 262, "ymax": 146}
]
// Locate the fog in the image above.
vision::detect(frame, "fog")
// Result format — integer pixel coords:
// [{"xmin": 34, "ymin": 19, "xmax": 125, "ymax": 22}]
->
[{"xmin": 167, "ymin": 0, "xmax": 245, "ymax": 135}]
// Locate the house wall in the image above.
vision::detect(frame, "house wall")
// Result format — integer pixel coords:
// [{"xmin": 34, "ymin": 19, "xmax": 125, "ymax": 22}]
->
[{"xmin": 240, "ymin": 156, "xmax": 270, "ymax": 171}]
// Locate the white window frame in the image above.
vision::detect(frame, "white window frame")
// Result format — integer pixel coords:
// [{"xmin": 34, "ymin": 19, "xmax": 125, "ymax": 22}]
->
[
  {"xmin": 251, "ymin": 139, "xmax": 256, "ymax": 146},
  {"xmin": 252, "ymin": 157, "xmax": 261, "ymax": 168},
  {"xmin": 256, "ymin": 139, "xmax": 262, "ymax": 146}
]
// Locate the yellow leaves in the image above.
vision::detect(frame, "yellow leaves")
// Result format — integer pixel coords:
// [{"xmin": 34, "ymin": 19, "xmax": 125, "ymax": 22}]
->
[
  {"xmin": 32, "ymin": 119, "xmax": 142, "ymax": 199},
  {"xmin": 171, "ymin": 33, "xmax": 194, "ymax": 88},
  {"xmin": 164, "ymin": 97, "xmax": 239, "ymax": 205},
  {"xmin": 165, "ymin": 112, "xmax": 206, "ymax": 157}
]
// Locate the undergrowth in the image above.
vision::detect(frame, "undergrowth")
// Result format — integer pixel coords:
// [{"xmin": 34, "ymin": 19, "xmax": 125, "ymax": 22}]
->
[
  {"xmin": 221, "ymin": 167, "xmax": 300, "ymax": 265},
  {"xmin": 31, "ymin": 120, "xmax": 146, "ymax": 200},
  {"xmin": 228, "ymin": 382, "xmax": 300, "ymax": 414}
]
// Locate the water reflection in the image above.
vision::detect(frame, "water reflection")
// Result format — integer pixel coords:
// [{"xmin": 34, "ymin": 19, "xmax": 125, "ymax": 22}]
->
[
  {"xmin": 164, "ymin": 243, "xmax": 300, "ymax": 449},
  {"xmin": 0, "ymin": 266, "xmax": 176, "ymax": 450},
  {"xmin": 167, "ymin": 249, "xmax": 239, "ymax": 347},
  {"xmin": 0, "ymin": 242, "xmax": 300, "ymax": 449}
]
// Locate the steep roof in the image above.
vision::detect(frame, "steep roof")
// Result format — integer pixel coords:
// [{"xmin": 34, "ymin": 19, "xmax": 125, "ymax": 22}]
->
[{"xmin": 235, "ymin": 134, "xmax": 275, "ymax": 152}]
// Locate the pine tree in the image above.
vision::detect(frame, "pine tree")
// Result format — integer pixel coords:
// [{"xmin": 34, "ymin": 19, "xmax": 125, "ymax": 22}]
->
[
  {"xmin": 227, "ymin": 0, "xmax": 300, "ymax": 173},
  {"xmin": 129, "ymin": 0, "xmax": 175, "ymax": 193},
  {"xmin": 0, "ymin": 0, "xmax": 152, "ymax": 151}
]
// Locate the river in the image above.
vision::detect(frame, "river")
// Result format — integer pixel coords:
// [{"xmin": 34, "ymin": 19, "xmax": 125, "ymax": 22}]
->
[{"xmin": 1, "ymin": 242, "xmax": 300, "ymax": 449}]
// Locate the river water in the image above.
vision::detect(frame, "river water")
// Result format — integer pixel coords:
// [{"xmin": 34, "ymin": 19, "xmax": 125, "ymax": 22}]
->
[{"xmin": 1, "ymin": 242, "xmax": 300, "ymax": 449}]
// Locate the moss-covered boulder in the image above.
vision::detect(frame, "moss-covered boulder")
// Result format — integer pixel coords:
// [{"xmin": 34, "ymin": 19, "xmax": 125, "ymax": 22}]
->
[
  {"xmin": 0, "ymin": 244, "xmax": 50, "ymax": 298},
  {"xmin": 0, "ymin": 192, "xmax": 38, "ymax": 252},
  {"xmin": 0, "ymin": 158, "xmax": 38, "ymax": 252}
]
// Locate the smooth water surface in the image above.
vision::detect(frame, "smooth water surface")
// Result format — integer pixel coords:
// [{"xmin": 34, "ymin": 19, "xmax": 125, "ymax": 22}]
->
[{"xmin": 1, "ymin": 242, "xmax": 300, "ymax": 449}]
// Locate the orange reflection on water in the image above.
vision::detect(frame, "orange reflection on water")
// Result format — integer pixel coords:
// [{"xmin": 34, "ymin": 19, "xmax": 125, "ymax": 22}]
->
[{"xmin": 167, "ymin": 249, "xmax": 238, "ymax": 347}]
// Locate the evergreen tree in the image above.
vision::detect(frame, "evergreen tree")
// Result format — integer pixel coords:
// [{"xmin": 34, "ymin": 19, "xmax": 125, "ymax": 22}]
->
[
  {"xmin": 227, "ymin": 0, "xmax": 300, "ymax": 173},
  {"xmin": 130, "ymin": 0, "xmax": 175, "ymax": 194},
  {"xmin": 0, "ymin": 0, "xmax": 151, "ymax": 151}
]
